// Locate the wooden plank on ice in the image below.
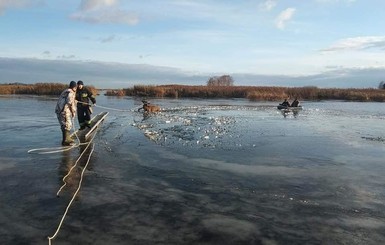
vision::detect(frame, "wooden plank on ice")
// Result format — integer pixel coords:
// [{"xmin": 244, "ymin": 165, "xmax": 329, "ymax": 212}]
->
[{"xmin": 71, "ymin": 111, "xmax": 109, "ymax": 141}]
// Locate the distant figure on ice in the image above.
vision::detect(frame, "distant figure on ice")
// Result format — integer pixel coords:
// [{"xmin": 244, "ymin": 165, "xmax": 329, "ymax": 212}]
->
[
  {"xmin": 291, "ymin": 98, "xmax": 300, "ymax": 107},
  {"xmin": 280, "ymin": 98, "xmax": 291, "ymax": 107}
]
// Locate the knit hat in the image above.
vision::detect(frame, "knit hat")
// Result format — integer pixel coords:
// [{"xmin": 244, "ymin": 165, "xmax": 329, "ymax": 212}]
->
[
  {"xmin": 69, "ymin": 81, "xmax": 77, "ymax": 88},
  {"xmin": 77, "ymin": 80, "xmax": 84, "ymax": 85}
]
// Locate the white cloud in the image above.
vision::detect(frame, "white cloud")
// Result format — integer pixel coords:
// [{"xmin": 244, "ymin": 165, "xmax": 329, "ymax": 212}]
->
[
  {"xmin": 0, "ymin": 0, "xmax": 40, "ymax": 15},
  {"xmin": 80, "ymin": 0, "xmax": 118, "ymax": 11},
  {"xmin": 321, "ymin": 36, "xmax": 385, "ymax": 52},
  {"xmin": 259, "ymin": 0, "xmax": 277, "ymax": 11},
  {"xmin": 72, "ymin": 0, "xmax": 138, "ymax": 25},
  {"xmin": 70, "ymin": 9, "xmax": 138, "ymax": 25},
  {"xmin": 275, "ymin": 8, "xmax": 296, "ymax": 29},
  {"xmin": 315, "ymin": 0, "xmax": 356, "ymax": 3}
]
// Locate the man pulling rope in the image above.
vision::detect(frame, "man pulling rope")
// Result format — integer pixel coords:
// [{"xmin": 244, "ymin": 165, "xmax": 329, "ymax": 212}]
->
[{"xmin": 76, "ymin": 81, "xmax": 96, "ymax": 130}]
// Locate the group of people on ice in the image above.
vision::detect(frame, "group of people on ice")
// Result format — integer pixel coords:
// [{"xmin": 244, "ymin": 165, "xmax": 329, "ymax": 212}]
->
[
  {"xmin": 55, "ymin": 81, "xmax": 96, "ymax": 146},
  {"xmin": 280, "ymin": 98, "xmax": 300, "ymax": 107}
]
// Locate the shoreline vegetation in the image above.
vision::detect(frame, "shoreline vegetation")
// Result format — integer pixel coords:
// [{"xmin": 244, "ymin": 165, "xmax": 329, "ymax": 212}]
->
[{"xmin": 1, "ymin": 83, "xmax": 385, "ymax": 102}]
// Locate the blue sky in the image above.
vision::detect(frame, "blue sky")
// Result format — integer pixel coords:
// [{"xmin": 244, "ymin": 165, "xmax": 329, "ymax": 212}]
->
[{"xmin": 1, "ymin": 0, "xmax": 385, "ymax": 89}]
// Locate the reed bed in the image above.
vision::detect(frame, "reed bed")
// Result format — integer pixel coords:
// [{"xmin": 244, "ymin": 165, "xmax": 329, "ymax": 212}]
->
[
  {"xmin": 1, "ymin": 83, "xmax": 384, "ymax": 101},
  {"xmin": 0, "ymin": 83, "xmax": 98, "ymax": 96},
  {"xmin": 105, "ymin": 85, "xmax": 385, "ymax": 102}
]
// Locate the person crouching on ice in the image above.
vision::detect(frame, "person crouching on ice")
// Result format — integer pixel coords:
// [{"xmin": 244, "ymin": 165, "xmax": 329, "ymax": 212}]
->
[
  {"xmin": 55, "ymin": 81, "xmax": 77, "ymax": 146},
  {"xmin": 76, "ymin": 80, "xmax": 96, "ymax": 130}
]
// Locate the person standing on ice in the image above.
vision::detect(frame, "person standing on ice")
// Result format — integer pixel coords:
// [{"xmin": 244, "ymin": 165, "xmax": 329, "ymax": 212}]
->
[
  {"xmin": 291, "ymin": 98, "xmax": 300, "ymax": 107},
  {"xmin": 55, "ymin": 81, "xmax": 77, "ymax": 146},
  {"xmin": 76, "ymin": 80, "xmax": 96, "ymax": 130},
  {"xmin": 280, "ymin": 98, "xmax": 291, "ymax": 107}
]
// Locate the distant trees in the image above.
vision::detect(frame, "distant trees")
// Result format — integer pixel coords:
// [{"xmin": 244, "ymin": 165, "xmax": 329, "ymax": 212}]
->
[{"xmin": 207, "ymin": 75, "xmax": 234, "ymax": 86}]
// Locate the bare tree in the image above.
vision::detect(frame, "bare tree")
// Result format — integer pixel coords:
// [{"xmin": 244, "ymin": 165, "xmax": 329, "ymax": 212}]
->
[{"xmin": 207, "ymin": 75, "xmax": 234, "ymax": 86}]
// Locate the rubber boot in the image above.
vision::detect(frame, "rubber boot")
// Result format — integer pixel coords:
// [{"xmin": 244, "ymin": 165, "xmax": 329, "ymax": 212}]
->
[
  {"xmin": 61, "ymin": 129, "xmax": 66, "ymax": 145},
  {"xmin": 62, "ymin": 130, "xmax": 75, "ymax": 146}
]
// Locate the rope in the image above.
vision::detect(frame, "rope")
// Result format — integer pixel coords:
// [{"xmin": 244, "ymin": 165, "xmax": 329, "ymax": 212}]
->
[
  {"xmin": 47, "ymin": 130, "xmax": 96, "ymax": 244},
  {"xmin": 27, "ymin": 146, "xmax": 75, "ymax": 154},
  {"xmin": 33, "ymin": 102, "xmax": 138, "ymax": 242},
  {"xmin": 29, "ymin": 100, "xmax": 133, "ymax": 154},
  {"xmin": 77, "ymin": 101, "xmax": 133, "ymax": 112},
  {"xmin": 28, "ymin": 119, "xmax": 82, "ymax": 154},
  {"xmin": 26, "ymin": 116, "xmax": 98, "ymax": 244},
  {"xmin": 95, "ymin": 104, "xmax": 133, "ymax": 112},
  {"xmin": 29, "ymin": 101, "xmax": 154, "ymax": 155},
  {"xmin": 56, "ymin": 131, "xmax": 97, "ymax": 197},
  {"xmin": 27, "ymin": 142, "xmax": 91, "ymax": 154}
]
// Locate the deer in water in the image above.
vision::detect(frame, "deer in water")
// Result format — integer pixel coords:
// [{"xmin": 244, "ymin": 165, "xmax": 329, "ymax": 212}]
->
[{"xmin": 138, "ymin": 100, "xmax": 161, "ymax": 113}]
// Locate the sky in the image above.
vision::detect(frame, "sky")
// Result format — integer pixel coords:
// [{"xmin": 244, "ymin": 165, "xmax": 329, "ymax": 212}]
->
[{"xmin": 1, "ymin": 0, "xmax": 385, "ymax": 89}]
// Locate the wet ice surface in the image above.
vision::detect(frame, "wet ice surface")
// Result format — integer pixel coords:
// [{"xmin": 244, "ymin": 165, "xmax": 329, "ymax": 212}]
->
[
  {"xmin": 134, "ymin": 105, "xmax": 243, "ymax": 149},
  {"xmin": 1, "ymin": 95, "xmax": 385, "ymax": 245}
]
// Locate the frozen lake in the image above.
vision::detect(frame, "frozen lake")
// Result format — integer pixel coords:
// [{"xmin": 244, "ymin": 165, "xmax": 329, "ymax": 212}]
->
[{"xmin": 1, "ymin": 95, "xmax": 385, "ymax": 244}]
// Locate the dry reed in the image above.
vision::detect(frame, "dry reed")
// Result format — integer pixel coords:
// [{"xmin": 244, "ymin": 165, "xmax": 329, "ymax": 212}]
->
[{"xmin": 2, "ymin": 83, "xmax": 384, "ymax": 102}]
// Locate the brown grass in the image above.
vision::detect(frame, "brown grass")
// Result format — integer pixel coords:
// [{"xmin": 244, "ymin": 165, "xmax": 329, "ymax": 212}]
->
[
  {"xmin": 2, "ymin": 83, "xmax": 384, "ymax": 102},
  {"xmin": 115, "ymin": 85, "xmax": 385, "ymax": 102},
  {"xmin": 0, "ymin": 83, "xmax": 98, "ymax": 96}
]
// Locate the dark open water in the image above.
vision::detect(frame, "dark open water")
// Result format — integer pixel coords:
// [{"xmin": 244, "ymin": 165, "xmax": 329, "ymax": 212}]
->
[{"xmin": 0, "ymin": 95, "xmax": 385, "ymax": 245}]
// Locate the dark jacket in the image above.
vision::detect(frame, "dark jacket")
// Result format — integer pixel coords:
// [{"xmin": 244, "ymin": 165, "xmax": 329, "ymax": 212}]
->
[
  {"xmin": 281, "ymin": 101, "xmax": 290, "ymax": 107},
  {"xmin": 291, "ymin": 100, "xmax": 299, "ymax": 107},
  {"xmin": 76, "ymin": 87, "xmax": 96, "ymax": 108}
]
